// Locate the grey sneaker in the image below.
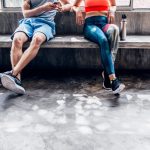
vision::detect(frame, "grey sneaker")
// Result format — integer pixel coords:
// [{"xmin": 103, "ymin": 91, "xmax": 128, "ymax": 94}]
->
[
  {"xmin": 0, "ymin": 71, "xmax": 12, "ymax": 76},
  {"xmin": 0, "ymin": 71, "xmax": 12, "ymax": 84},
  {"xmin": 1, "ymin": 72, "xmax": 25, "ymax": 95}
]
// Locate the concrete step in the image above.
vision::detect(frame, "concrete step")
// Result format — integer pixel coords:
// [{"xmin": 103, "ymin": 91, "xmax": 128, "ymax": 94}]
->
[
  {"xmin": 1, "ymin": 35, "xmax": 150, "ymax": 49},
  {"xmin": 0, "ymin": 35, "xmax": 150, "ymax": 70}
]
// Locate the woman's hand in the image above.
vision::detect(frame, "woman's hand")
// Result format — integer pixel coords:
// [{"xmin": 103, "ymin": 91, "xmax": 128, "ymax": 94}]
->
[
  {"xmin": 108, "ymin": 12, "xmax": 115, "ymax": 24},
  {"xmin": 74, "ymin": 6, "xmax": 84, "ymax": 25}
]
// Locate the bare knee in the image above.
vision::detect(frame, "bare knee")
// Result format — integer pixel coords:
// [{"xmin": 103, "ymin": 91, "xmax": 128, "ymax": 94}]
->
[
  {"xmin": 11, "ymin": 37, "xmax": 25, "ymax": 57},
  {"xmin": 31, "ymin": 36, "xmax": 45, "ymax": 49},
  {"xmin": 26, "ymin": 36, "xmax": 44, "ymax": 57},
  {"xmin": 12, "ymin": 36, "xmax": 24, "ymax": 49}
]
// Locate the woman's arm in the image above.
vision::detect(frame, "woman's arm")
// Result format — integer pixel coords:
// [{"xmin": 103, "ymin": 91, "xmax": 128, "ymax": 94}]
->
[
  {"xmin": 22, "ymin": 0, "xmax": 55, "ymax": 18},
  {"xmin": 108, "ymin": 0, "xmax": 117, "ymax": 23},
  {"xmin": 71, "ymin": 0, "xmax": 85, "ymax": 25},
  {"xmin": 59, "ymin": 0, "xmax": 72, "ymax": 12},
  {"xmin": 110, "ymin": 0, "xmax": 117, "ymax": 12},
  {"xmin": 72, "ymin": 0, "xmax": 84, "ymax": 13},
  {"xmin": 73, "ymin": 0, "xmax": 83, "ymax": 7}
]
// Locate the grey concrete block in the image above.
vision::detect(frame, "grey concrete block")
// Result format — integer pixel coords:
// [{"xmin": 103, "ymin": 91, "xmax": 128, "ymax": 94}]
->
[
  {"xmin": 1, "ymin": 35, "xmax": 150, "ymax": 49},
  {"xmin": 0, "ymin": 11, "xmax": 150, "ymax": 35}
]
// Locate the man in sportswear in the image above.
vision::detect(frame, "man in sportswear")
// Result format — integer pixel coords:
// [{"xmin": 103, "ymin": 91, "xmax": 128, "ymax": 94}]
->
[{"xmin": 0, "ymin": 0, "xmax": 71, "ymax": 94}]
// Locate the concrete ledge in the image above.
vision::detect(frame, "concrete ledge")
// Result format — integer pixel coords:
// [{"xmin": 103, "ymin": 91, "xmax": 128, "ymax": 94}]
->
[
  {"xmin": 1, "ymin": 35, "xmax": 150, "ymax": 70},
  {"xmin": 1, "ymin": 35, "xmax": 150, "ymax": 49}
]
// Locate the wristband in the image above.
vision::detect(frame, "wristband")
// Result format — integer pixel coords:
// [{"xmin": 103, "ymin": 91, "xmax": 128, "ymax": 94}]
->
[{"xmin": 109, "ymin": 8, "xmax": 115, "ymax": 14}]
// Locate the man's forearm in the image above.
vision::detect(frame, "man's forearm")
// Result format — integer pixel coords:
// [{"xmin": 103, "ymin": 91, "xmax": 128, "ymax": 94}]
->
[{"xmin": 23, "ymin": 5, "xmax": 45, "ymax": 18}]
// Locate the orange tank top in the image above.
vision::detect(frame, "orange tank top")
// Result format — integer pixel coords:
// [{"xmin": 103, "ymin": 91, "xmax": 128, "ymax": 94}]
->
[{"xmin": 85, "ymin": 0, "xmax": 111, "ymax": 12}]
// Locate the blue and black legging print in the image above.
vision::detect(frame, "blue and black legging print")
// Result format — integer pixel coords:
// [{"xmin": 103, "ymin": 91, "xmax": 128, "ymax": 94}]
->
[{"xmin": 84, "ymin": 16, "xmax": 119, "ymax": 75}]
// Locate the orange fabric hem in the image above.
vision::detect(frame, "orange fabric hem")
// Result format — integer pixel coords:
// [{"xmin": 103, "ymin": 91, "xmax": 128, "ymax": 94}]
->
[{"xmin": 85, "ymin": 6, "xmax": 109, "ymax": 12}]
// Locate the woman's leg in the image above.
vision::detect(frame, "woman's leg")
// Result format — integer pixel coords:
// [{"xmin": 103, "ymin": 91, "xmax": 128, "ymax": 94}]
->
[
  {"xmin": 102, "ymin": 24, "xmax": 119, "ymax": 62},
  {"xmin": 84, "ymin": 24, "xmax": 115, "ymax": 78},
  {"xmin": 84, "ymin": 24, "xmax": 125, "ymax": 94}
]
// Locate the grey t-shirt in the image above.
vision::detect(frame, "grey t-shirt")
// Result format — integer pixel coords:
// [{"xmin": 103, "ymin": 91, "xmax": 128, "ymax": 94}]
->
[{"xmin": 29, "ymin": 0, "xmax": 58, "ymax": 22}]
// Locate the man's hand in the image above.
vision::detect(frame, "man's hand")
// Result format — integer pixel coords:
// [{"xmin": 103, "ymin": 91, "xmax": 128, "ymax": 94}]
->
[
  {"xmin": 108, "ymin": 12, "xmax": 115, "ymax": 24},
  {"xmin": 23, "ymin": 0, "xmax": 30, "ymax": 10},
  {"xmin": 42, "ymin": 2, "xmax": 55, "ymax": 11},
  {"xmin": 74, "ymin": 7, "xmax": 84, "ymax": 26},
  {"xmin": 53, "ymin": 2, "xmax": 63, "ymax": 12},
  {"xmin": 22, "ymin": 0, "xmax": 57, "ymax": 18}
]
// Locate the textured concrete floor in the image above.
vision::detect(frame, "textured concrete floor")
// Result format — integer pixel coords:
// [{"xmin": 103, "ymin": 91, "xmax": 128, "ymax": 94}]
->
[{"xmin": 0, "ymin": 71, "xmax": 150, "ymax": 150}]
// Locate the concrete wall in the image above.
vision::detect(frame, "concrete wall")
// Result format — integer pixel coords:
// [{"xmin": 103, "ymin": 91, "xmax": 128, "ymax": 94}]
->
[
  {"xmin": 0, "ymin": 48, "xmax": 150, "ymax": 70},
  {"xmin": 0, "ymin": 11, "xmax": 150, "ymax": 70},
  {"xmin": 0, "ymin": 11, "xmax": 150, "ymax": 35}
]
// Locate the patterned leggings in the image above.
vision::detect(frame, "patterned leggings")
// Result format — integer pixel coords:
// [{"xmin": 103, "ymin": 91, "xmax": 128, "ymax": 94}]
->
[{"xmin": 84, "ymin": 16, "xmax": 119, "ymax": 75}]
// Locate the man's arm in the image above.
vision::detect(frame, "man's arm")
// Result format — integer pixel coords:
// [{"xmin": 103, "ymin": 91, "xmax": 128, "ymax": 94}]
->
[{"xmin": 22, "ymin": 0, "xmax": 55, "ymax": 18}]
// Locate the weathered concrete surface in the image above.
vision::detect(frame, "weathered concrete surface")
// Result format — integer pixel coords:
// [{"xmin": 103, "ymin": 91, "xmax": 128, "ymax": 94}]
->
[
  {"xmin": 1, "ymin": 47, "xmax": 150, "ymax": 70},
  {"xmin": 1, "ymin": 35, "xmax": 150, "ymax": 49},
  {"xmin": 0, "ymin": 11, "xmax": 150, "ymax": 35},
  {"xmin": 0, "ymin": 72, "xmax": 150, "ymax": 150},
  {"xmin": 1, "ymin": 12, "xmax": 150, "ymax": 70}
]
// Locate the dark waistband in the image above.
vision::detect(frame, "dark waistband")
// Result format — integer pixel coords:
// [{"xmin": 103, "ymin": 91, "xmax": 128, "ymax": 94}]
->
[{"xmin": 85, "ymin": 16, "xmax": 108, "ymax": 23}]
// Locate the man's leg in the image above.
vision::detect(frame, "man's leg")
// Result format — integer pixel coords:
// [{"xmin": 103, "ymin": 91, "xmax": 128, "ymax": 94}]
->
[
  {"xmin": 12, "ymin": 32, "xmax": 46, "ymax": 77},
  {"xmin": 11, "ymin": 32, "xmax": 28, "ymax": 79},
  {"xmin": 1, "ymin": 32, "xmax": 46, "ymax": 94}
]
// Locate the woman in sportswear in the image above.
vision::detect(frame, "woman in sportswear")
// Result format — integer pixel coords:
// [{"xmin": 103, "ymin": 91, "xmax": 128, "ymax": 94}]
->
[{"xmin": 72, "ymin": 0, "xmax": 125, "ymax": 94}]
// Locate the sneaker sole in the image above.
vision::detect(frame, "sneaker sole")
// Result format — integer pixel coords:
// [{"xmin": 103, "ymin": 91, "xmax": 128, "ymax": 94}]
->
[
  {"xmin": 102, "ymin": 71, "xmax": 111, "ymax": 90},
  {"xmin": 1, "ymin": 75, "xmax": 25, "ymax": 95},
  {"xmin": 0, "ymin": 73, "xmax": 3, "ymax": 78},
  {"xmin": 102, "ymin": 83, "xmax": 111, "ymax": 90},
  {"xmin": 113, "ymin": 84, "xmax": 125, "ymax": 94}
]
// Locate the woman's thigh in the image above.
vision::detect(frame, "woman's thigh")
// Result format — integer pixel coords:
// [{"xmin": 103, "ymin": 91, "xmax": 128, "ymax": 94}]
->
[
  {"xmin": 84, "ymin": 24, "xmax": 108, "ymax": 45},
  {"xmin": 102, "ymin": 24, "xmax": 119, "ymax": 46},
  {"xmin": 102, "ymin": 24, "xmax": 119, "ymax": 61}
]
